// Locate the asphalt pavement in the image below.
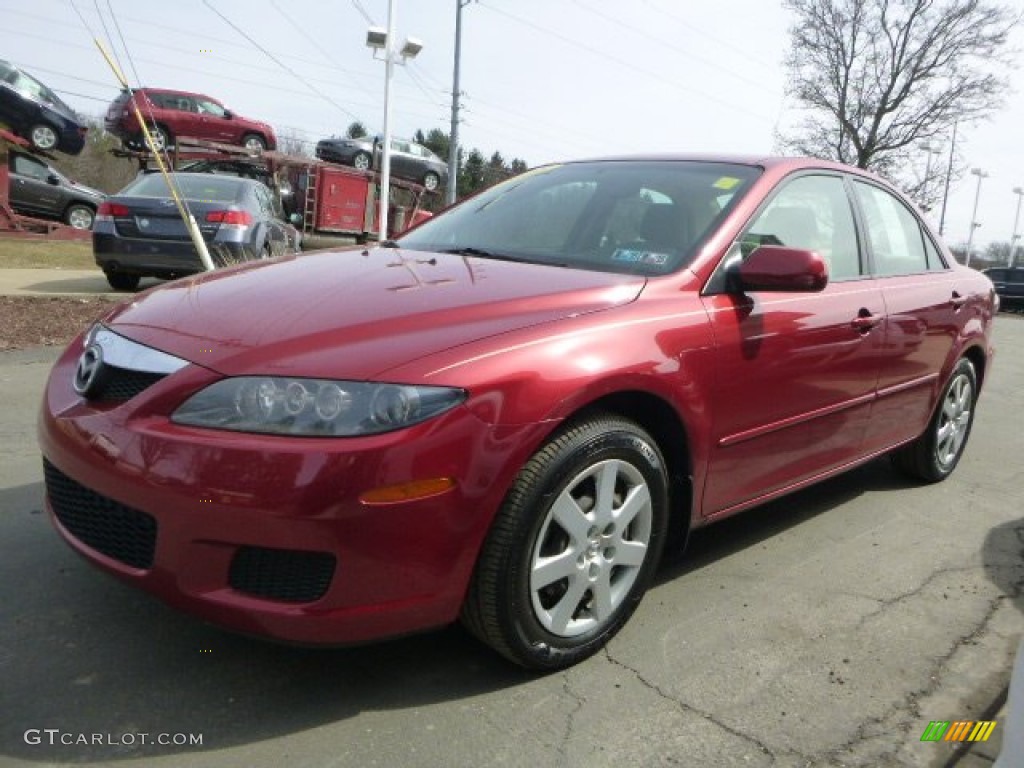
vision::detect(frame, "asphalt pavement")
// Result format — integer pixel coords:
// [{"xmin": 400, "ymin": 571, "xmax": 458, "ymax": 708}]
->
[{"xmin": 1, "ymin": 297, "xmax": 1022, "ymax": 767}]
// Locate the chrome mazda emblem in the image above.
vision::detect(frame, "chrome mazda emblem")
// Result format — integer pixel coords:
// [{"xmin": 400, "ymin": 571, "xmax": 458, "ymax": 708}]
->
[{"xmin": 73, "ymin": 344, "xmax": 105, "ymax": 398}]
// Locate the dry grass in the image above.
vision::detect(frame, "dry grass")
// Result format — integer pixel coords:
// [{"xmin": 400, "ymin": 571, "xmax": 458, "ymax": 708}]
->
[{"xmin": 0, "ymin": 239, "xmax": 95, "ymax": 269}]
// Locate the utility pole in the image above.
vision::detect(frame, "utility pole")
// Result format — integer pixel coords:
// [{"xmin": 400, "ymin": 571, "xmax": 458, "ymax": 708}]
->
[
  {"xmin": 447, "ymin": 0, "xmax": 470, "ymax": 207},
  {"xmin": 939, "ymin": 120, "xmax": 958, "ymax": 237}
]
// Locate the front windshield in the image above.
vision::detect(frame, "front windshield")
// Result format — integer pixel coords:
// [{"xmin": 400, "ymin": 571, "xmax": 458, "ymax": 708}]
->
[{"xmin": 398, "ymin": 160, "xmax": 760, "ymax": 275}]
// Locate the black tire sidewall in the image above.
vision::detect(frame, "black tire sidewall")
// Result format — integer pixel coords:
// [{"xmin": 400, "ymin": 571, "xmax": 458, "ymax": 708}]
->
[{"xmin": 499, "ymin": 421, "xmax": 668, "ymax": 668}]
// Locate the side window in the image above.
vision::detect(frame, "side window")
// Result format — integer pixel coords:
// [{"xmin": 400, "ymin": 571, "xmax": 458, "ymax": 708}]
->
[
  {"xmin": 852, "ymin": 181, "xmax": 930, "ymax": 276},
  {"xmin": 922, "ymin": 234, "xmax": 948, "ymax": 271},
  {"xmin": 196, "ymin": 99, "xmax": 226, "ymax": 117},
  {"xmin": 742, "ymin": 174, "xmax": 863, "ymax": 280},
  {"xmin": 13, "ymin": 154, "xmax": 49, "ymax": 180}
]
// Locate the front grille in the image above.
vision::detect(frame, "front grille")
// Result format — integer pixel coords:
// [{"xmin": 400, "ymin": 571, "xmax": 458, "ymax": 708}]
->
[
  {"xmin": 43, "ymin": 460, "xmax": 157, "ymax": 569},
  {"xmin": 229, "ymin": 546, "xmax": 336, "ymax": 603},
  {"xmin": 96, "ymin": 364, "xmax": 166, "ymax": 402}
]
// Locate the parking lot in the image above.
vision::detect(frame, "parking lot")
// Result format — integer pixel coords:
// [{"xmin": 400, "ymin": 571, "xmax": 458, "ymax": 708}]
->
[{"xmin": 0, "ymin": 315, "xmax": 1021, "ymax": 768}]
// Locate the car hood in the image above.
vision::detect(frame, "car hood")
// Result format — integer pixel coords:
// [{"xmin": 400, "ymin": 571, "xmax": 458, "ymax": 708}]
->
[
  {"xmin": 71, "ymin": 183, "xmax": 105, "ymax": 200},
  {"xmin": 104, "ymin": 247, "xmax": 646, "ymax": 380}
]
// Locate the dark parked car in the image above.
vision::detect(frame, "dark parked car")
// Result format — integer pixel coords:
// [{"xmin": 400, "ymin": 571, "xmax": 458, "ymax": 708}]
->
[
  {"xmin": 316, "ymin": 135, "xmax": 448, "ymax": 191},
  {"xmin": 93, "ymin": 172, "xmax": 300, "ymax": 291},
  {"xmin": 7, "ymin": 150, "xmax": 104, "ymax": 229},
  {"xmin": 983, "ymin": 265, "xmax": 1024, "ymax": 305},
  {"xmin": 0, "ymin": 60, "xmax": 88, "ymax": 154},
  {"xmin": 41, "ymin": 155, "xmax": 995, "ymax": 670},
  {"xmin": 105, "ymin": 88, "xmax": 277, "ymax": 153}
]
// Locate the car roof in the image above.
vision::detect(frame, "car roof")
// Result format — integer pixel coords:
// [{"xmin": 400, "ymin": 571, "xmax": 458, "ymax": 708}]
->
[
  {"xmin": 563, "ymin": 154, "xmax": 893, "ymax": 185},
  {"xmin": 135, "ymin": 87, "xmax": 218, "ymax": 100}
]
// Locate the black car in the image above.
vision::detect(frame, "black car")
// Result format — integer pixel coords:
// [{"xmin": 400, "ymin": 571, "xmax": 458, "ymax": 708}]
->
[
  {"xmin": 315, "ymin": 135, "xmax": 448, "ymax": 192},
  {"xmin": 8, "ymin": 150, "xmax": 105, "ymax": 229},
  {"xmin": 94, "ymin": 172, "xmax": 302, "ymax": 291},
  {"xmin": 983, "ymin": 265, "xmax": 1024, "ymax": 305},
  {"xmin": 0, "ymin": 60, "xmax": 88, "ymax": 155}
]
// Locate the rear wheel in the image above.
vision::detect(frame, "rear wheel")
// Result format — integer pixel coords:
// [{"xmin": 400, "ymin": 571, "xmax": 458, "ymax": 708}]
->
[
  {"xmin": 892, "ymin": 357, "xmax": 977, "ymax": 482},
  {"xmin": 423, "ymin": 171, "xmax": 440, "ymax": 192},
  {"xmin": 461, "ymin": 414, "xmax": 668, "ymax": 670},
  {"xmin": 139, "ymin": 125, "xmax": 170, "ymax": 153},
  {"xmin": 352, "ymin": 151, "xmax": 372, "ymax": 172},
  {"xmin": 105, "ymin": 272, "xmax": 141, "ymax": 292},
  {"xmin": 64, "ymin": 204, "xmax": 95, "ymax": 230},
  {"xmin": 29, "ymin": 123, "xmax": 59, "ymax": 151}
]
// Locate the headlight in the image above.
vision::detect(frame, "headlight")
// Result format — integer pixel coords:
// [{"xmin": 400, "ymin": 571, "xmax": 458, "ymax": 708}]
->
[{"xmin": 171, "ymin": 377, "xmax": 466, "ymax": 436}]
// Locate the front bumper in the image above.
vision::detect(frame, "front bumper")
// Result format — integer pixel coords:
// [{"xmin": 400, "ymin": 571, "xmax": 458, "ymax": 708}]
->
[{"xmin": 38, "ymin": 339, "xmax": 540, "ymax": 645}]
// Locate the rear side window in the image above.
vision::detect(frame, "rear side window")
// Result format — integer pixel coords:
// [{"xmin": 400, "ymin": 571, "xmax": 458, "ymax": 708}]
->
[{"xmin": 852, "ymin": 181, "xmax": 935, "ymax": 276}]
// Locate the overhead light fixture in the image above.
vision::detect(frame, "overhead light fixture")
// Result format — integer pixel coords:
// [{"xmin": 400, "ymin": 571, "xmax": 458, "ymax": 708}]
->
[
  {"xmin": 366, "ymin": 27, "xmax": 387, "ymax": 50},
  {"xmin": 400, "ymin": 37, "xmax": 423, "ymax": 59}
]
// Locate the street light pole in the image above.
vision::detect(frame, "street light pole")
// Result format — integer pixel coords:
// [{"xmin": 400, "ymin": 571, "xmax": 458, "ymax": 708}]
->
[
  {"xmin": 446, "ymin": 0, "xmax": 469, "ymax": 207},
  {"xmin": 965, "ymin": 167, "xmax": 988, "ymax": 267},
  {"xmin": 366, "ymin": 4, "xmax": 422, "ymax": 242},
  {"xmin": 1011, "ymin": 186, "xmax": 1023, "ymax": 267}
]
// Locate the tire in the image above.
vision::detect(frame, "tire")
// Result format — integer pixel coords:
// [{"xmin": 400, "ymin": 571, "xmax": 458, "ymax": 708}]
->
[
  {"xmin": 892, "ymin": 357, "xmax": 977, "ymax": 482},
  {"xmin": 105, "ymin": 272, "xmax": 141, "ymax": 292},
  {"xmin": 140, "ymin": 126, "xmax": 170, "ymax": 153},
  {"xmin": 29, "ymin": 123, "xmax": 59, "ymax": 151},
  {"xmin": 260, "ymin": 243, "xmax": 272, "ymax": 260},
  {"xmin": 242, "ymin": 133, "xmax": 266, "ymax": 152},
  {"xmin": 423, "ymin": 171, "xmax": 440, "ymax": 192},
  {"xmin": 461, "ymin": 413, "xmax": 669, "ymax": 670},
  {"xmin": 64, "ymin": 204, "xmax": 95, "ymax": 230},
  {"xmin": 352, "ymin": 151, "xmax": 372, "ymax": 172}
]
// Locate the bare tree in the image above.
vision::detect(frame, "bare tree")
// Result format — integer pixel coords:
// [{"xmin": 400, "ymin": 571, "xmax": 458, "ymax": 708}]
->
[{"xmin": 781, "ymin": 0, "xmax": 1018, "ymax": 186}]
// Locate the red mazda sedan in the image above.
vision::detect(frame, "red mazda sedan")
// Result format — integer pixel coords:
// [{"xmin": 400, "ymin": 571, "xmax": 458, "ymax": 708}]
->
[{"xmin": 39, "ymin": 156, "xmax": 997, "ymax": 670}]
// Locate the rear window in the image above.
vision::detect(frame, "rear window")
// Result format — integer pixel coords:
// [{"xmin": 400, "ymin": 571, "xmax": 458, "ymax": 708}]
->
[{"xmin": 121, "ymin": 174, "xmax": 244, "ymax": 203}]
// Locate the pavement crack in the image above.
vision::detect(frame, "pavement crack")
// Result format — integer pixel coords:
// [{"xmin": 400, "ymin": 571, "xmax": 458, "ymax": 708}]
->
[
  {"xmin": 828, "ymin": 590, "xmax": 1015, "ymax": 765},
  {"xmin": 557, "ymin": 670, "xmax": 585, "ymax": 763},
  {"xmin": 602, "ymin": 646, "xmax": 785, "ymax": 766}
]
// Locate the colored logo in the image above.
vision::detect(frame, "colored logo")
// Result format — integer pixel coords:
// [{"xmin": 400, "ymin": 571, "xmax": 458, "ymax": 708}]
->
[{"xmin": 920, "ymin": 720, "xmax": 997, "ymax": 742}]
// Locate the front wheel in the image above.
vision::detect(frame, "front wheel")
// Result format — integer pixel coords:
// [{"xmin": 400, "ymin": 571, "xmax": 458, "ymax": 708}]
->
[
  {"xmin": 64, "ymin": 204, "xmax": 95, "ymax": 230},
  {"xmin": 892, "ymin": 357, "xmax": 977, "ymax": 482},
  {"xmin": 242, "ymin": 133, "xmax": 266, "ymax": 152},
  {"xmin": 30, "ymin": 123, "xmax": 59, "ymax": 151},
  {"xmin": 461, "ymin": 414, "xmax": 669, "ymax": 670}
]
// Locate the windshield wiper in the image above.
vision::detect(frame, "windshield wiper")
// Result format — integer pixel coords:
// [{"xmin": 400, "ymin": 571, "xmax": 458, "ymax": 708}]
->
[
  {"xmin": 379, "ymin": 239, "xmax": 401, "ymax": 248},
  {"xmin": 441, "ymin": 246, "xmax": 551, "ymax": 264}
]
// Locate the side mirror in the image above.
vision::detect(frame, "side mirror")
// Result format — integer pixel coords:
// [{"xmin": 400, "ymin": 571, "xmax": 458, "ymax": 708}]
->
[
  {"xmin": 735, "ymin": 245, "xmax": 828, "ymax": 292},
  {"xmin": 47, "ymin": 173, "xmax": 60, "ymax": 185},
  {"xmin": 289, "ymin": 213, "xmax": 303, "ymax": 226},
  {"xmin": 223, "ymin": 110, "xmax": 233, "ymax": 119}
]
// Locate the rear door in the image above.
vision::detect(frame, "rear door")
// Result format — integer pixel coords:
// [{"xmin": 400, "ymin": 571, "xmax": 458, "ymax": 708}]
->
[
  {"xmin": 849, "ymin": 179, "xmax": 963, "ymax": 452},
  {"xmin": 701, "ymin": 173, "xmax": 886, "ymax": 516},
  {"xmin": 9, "ymin": 153, "xmax": 62, "ymax": 215}
]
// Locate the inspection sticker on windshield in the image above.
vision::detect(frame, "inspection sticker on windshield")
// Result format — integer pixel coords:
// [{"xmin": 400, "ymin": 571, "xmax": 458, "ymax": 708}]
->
[
  {"xmin": 612, "ymin": 248, "xmax": 670, "ymax": 265},
  {"xmin": 713, "ymin": 176, "xmax": 742, "ymax": 190}
]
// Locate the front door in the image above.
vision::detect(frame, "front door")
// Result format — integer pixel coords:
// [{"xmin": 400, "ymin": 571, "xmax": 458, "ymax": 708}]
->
[{"xmin": 701, "ymin": 173, "xmax": 886, "ymax": 516}]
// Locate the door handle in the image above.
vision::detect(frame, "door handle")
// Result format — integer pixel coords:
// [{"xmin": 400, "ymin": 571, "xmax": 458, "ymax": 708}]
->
[
  {"xmin": 951, "ymin": 291, "xmax": 968, "ymax": 309},
  {"xmin": 851, "ymin": 309, "xmax": 881, "ymax": 332}
]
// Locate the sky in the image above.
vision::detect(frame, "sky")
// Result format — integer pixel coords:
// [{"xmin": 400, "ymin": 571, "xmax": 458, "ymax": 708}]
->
[{"xmin": 3, "ymin": 0, "xmax": 1023, "ymax": 251}]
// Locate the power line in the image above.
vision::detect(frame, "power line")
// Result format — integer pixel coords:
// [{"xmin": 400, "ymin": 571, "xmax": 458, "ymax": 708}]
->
[
  {"xmin": 570, "ymin": 0, "xmax": 768, "ymax": 91},
  {"xmin": 475, "ymin": 1, "xmax": 775, "ymax": 125}
]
